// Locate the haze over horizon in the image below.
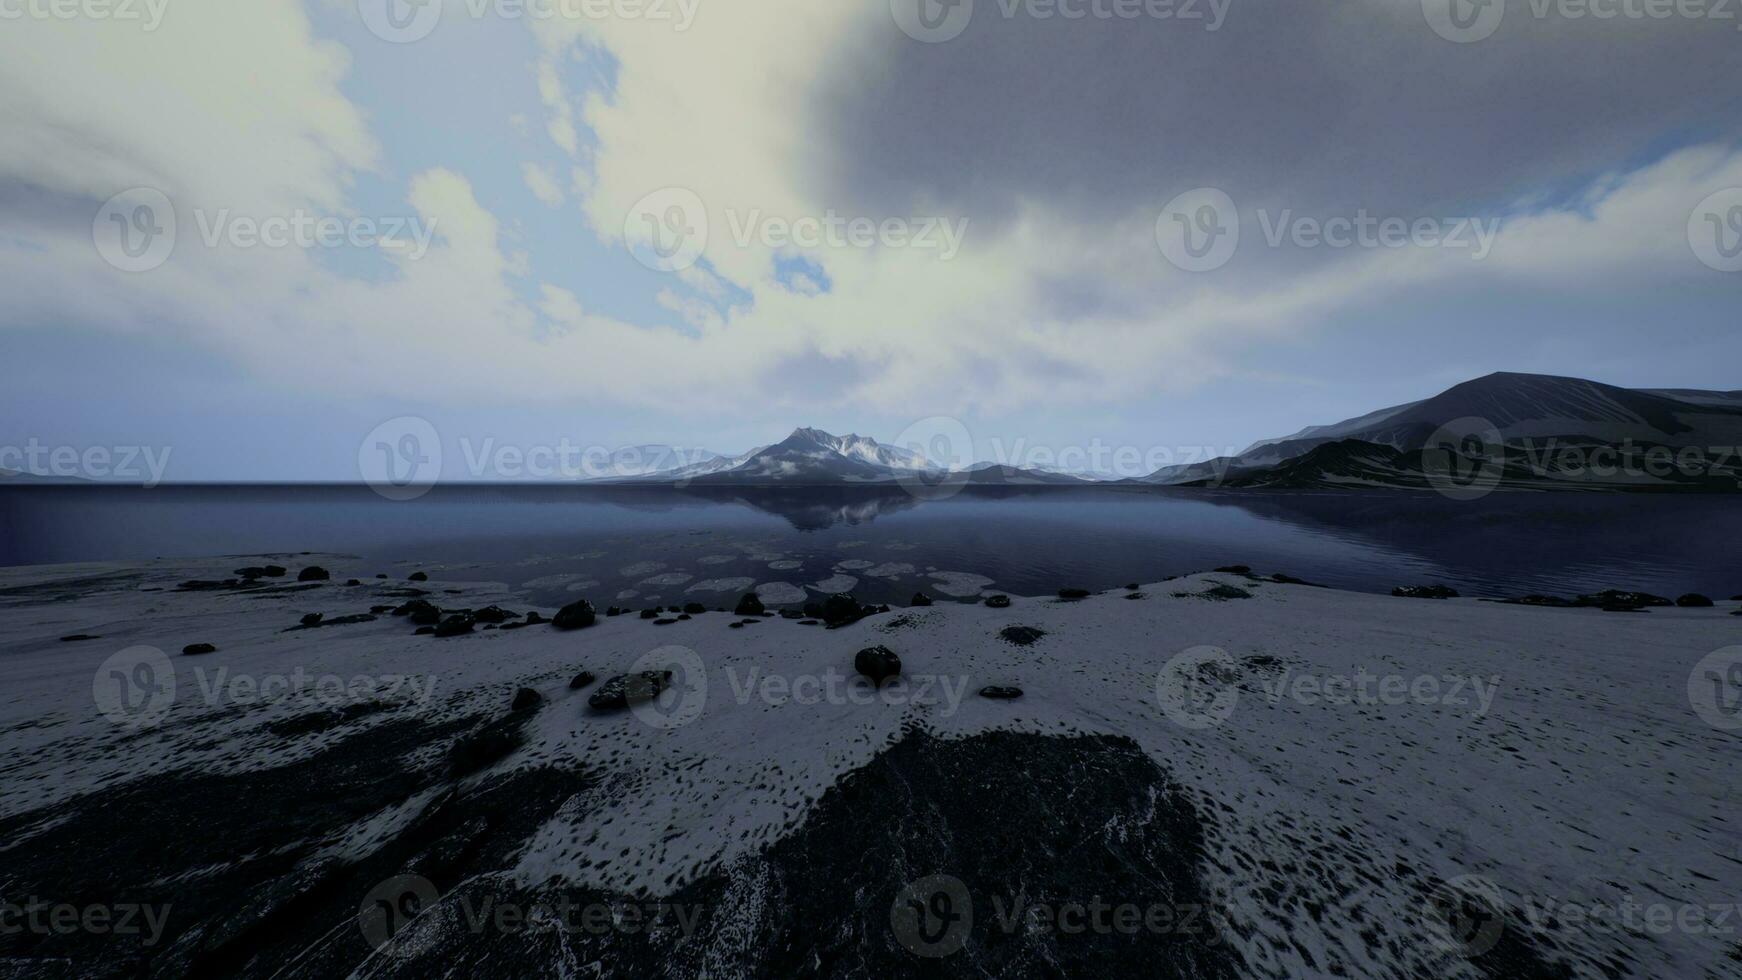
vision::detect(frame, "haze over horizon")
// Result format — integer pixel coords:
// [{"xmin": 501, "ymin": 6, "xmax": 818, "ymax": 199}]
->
[{"xmin": 3, "ymin": 1, "xmax": 1741, "ymax": 480}]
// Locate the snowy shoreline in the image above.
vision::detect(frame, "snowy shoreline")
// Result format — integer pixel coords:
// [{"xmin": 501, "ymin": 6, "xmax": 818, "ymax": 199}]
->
[{"xmin": 1, "ymin": 554, "xmax": 1739, "ymax": 977}]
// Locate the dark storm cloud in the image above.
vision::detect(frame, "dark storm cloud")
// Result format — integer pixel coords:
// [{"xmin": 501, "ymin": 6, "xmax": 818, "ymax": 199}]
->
[{"xmin": 804, "ymin": 0, "xmax": 1742, "ymax": 228}]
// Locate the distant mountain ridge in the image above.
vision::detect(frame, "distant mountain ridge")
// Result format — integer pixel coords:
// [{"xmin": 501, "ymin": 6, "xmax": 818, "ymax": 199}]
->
[
  {"xmin": 609, "ymin": 428, "xmax": 1085, "ymax": 487},
  {"xmin": 1148, "ymin": 373, "xmax": 1742, "ymax": 492}
]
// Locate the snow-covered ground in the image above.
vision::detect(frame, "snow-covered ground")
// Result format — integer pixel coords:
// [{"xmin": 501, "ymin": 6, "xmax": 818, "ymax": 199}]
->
[{"xmin": 0, "ymin": 555, "xmax": 1738, "ymax": 977}]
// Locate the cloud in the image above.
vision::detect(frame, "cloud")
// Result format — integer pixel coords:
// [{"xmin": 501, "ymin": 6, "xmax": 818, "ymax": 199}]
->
[
  {"xmin": 522, "ymin": 162, "xmax": 567, "ymax": 207},
  {"xmin": 0, "ymin": 0, "xmax": 1737, "ymax": 439}
]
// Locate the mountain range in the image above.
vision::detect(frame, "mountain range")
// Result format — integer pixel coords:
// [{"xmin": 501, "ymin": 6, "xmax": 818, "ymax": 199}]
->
[
  {"xmin": 605, "ymin": 373, "xmax": 1742, "ymax": 492},
  {"xmin": 1146, "ymin": 372, "xmax": 1742, "ymax": 491}
]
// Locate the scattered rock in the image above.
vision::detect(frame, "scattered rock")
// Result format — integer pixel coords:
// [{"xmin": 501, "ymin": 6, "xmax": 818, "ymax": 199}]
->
[
  {"xmin": 1215, "ymin": 566, "xmax": 1252, "ymax": 575},
  {"xmin": 1676, "ymin": 593, "xmax": 1714, "ymax": 607},
  {"xmin": 297, "ymin": 566, "xmax": 330, "ymax": 582},
  {"xmin": 1057, "ymin": 588, "xmax": 1091, "ymax": 601},
  {"xmin": 822, "ymin": 593, "xmax": 876, "ymax": 628},
  {"xmin": 300, "ymin": 613, "xmax": 325, "ymax": 628},
  {"xmin": 1270, "ymin": 573, "xmax": 1317, "ymax": 586},
  {"xmin": 588, "ymin": 671, "xmax": 673, "ymax": 711},
  {"xmin": 980, "ymin": 686, "xmax": 1024, "ymax": 700},
  {"xmin": 779, "ymin": 610, "xmax": 806, "ymax": 620},
  {"xmin": 414, "ymin": 626, "xmax": 436, "ymax": 635},
  {"xmin": 1393, "ymin": 586, "xmax": 1459, "ymax": 600},
  {"xmin": 345, "ymin": 579, "xmax": 362, "ymax": 587},
  {"xmin": 371, "ymin": 605, "xmax": 394, "ymax": 614},
  {"xmin": 510, "ymin": 688, "xmax": 544, "ymax": 712},
  {"xmin": 569, "ymin": 671, "xmax": 597, "ymax": 690},
  {"xmin": 473, "ymin": 606, "xmax": 517, "ymax": 625},
  {"xmin": 408, "ymin": 571, "xmax": 429, "ymax": 582},
  {"xmin": 985, "ymin": 595, "xmax": 1012, "ymax": 609},
  {"xmin": 285, "ymin": 614, "xmax": 377, "ymax": 633},
  {"xmin": 433, "ymin": 614, "xmax": 476, "ymax": 638},
  {"xmin": 182, "ymin": 643, "xmax": 217, "ymax": 656},
  {"xmin": 525, "ymin": 611, "xmax": 546, "ymax": 625},
  {"xmin": 552, "ymin": 600, "xmax": 597, "ymax": 630},
  {"xmin": 640, "ymin": 609, "xmax": 659, "ymax": 620},
  {"xmin": 853, "ymin": 645, "xmax": 902, "ymax": 685},
  {"xmin": 394, "ymin": 599, "xmax": 443, "ymax": 626},
  {"xmin": 1000, "ymin": 626, "xmax": 1047, "ymax": 646},
  {"xmin": 910, "ymin": 592, "xmax": 934, "ymax": 607},
  {"xmin": 734, "ymin": 593, "xmax": 767, "ymax": 617},
  {"xmin": 655, "ymin": 618, "xmax": 679, "ymax": 626},
  {"xmin": 59, "ymin": 634, "xmax": 101, "ymax": 642},
  {"xmin": 1123, "ymin": 583, "xmax": 1141, "ymax": 591},
  {"xmin": 683, "ymin": 602, "xmax": 708, "ymax": 616}
]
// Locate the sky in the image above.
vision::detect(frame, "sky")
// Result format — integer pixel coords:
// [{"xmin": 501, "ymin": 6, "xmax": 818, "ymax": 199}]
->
[{"xmin": 1, "ymin": 0, "xmax": 1740, "ymax": 482}]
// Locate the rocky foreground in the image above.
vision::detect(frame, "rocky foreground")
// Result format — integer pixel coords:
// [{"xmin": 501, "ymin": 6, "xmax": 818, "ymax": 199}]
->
[{"xmin": 0, "ymin": 556, "xmax": 1739, "ymax": 978}]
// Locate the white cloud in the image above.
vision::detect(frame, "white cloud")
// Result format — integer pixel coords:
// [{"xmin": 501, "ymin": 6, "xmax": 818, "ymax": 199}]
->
[{"xmin": 522, "ymin": 162, "xmax": 566, "ymax": 207}]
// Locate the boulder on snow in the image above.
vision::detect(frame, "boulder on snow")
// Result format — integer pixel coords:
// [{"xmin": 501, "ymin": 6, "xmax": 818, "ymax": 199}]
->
[
  {"xmin": 854, "ymin": 646, "xmax": 902, "ymax": 685},
  {"xmin": 553, "ymin": 600, "xmax": 597, "ymax": 630}
]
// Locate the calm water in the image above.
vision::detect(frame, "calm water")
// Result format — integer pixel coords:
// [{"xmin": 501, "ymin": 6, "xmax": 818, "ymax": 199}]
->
[{"xmin": 1, "ymin": 485, "xmax": 1738, "ymax": 607}]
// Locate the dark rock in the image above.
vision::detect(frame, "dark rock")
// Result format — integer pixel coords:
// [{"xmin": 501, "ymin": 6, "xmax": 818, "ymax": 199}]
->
[
  {"xmin": 798, "ymin": 620, "xmax": 820, "ymax": 626},
  {"xmin": 683, "ymin": 602, "xmax": 708, "ymax": 616},
  {"xmin": 394, "ymin": 599, "xmax": 443, "ymax": 626},
  {"xmin": 678, "ymin": 614, "xmax": 692, "ymax": 621},
  {"xmin": 371, "ymin": 605, "xmax": 394, "ymax": 614},
  {"xmin": 297, "ymin": 566, "xmax": 330, "ymax": 582},
  {"xmin": 910, "ymin": 592, "xmax": 934, "ymax": 607},
  {"xmin": 1215, "ymin": 566, "xmax": 1251, "ymax": 575},
  {"xmin": 59, "ymin": 634, "xmax": 100, "ymax": 642},
  {"xmin": 510, "ymin": 688, "xmax": 544, "ymax": 712},
  {"xmin": 1202, "ymin": 585, "xmax": 1252, "ymax": 601},
  {"xmin": 1393, "ymin": 585, "xmax": 1459, "ymax": 600},
  {"xmin": 408, "ymin": 571, "xmax": 429, "ymax": 582},
  {"xmin": 1057, "ymin": 588, "xmax": 1091, "ymax": 601},
  {"xmin": 734, "ymin": 593, "xmax": 767, "ymax": 617},
  {"xmin": 552, "ymin": 600, "xmax": 597, "ymax": 630},
  {"xmin": 985, "ymin": 595, "xmax": 1012, "ymax": 609},
  {"xmin": 655, "ymin": 618, "xmax": 679, "ymax": 626},
  {"xmin": 1124, "ymin": 583, "xmax": 1141, "ymax": 591},
  {"xmin": 980, "ymin": 686, "xmax": 1024, "ymax": 700},
  {"xmin": 300, "ymin": 613, "xmax": 324, "ymax": 628},
  {"xmin": 525, "ymin": 611, "xmax": 545, "ymax": 625},
  {"xmin": 235, "ymin": 566, "xmax": 269, "ymax": 580},
  {"xmin": 182, "ymin": 643, "xmax": 217, "ymax": 656},
  {"xmin": 1676, "ymin": 593, "xmax": 1714, "ymax": 607},
  {"xmin": 803, "ymin": 602, "xmax": 824, "ymax": 619},
  {"xmin": 588, "ymin": 671, "xmax": 673, "ymax": 711},
  {"xmin": 1270, "ymin": 573, "xmax": 1316, "ymax": 586},
  {"xmin": 853, "ymin": 646, "xmax": 902, "ymax": 685},
  {"xmin": 1502, "ymin": 595, "xmax": 1576, "ymax": 608},
  {"xmin": 375, "ymin": 573, "xmax": 388, "ymax": 579},
  {"xmin": 1000, "ymin": 626, "xmax": 1047, "ymax": 646},
  {"xmin": 569, "ymin": 671, "xmax": 597, "ymax": 690},
  {"xmin": 473, "ymin": 606, "xmax": 516, "ymax": 625},
  {"xmin": 346, "ymin": 579, "xmax": 362, "ymax": 587},
  {"xmin": 822, "ymin": 593, "xmax": 873, "ymax": 628},
  {"xmin": 414, "ymin": 626, "xmax": 436, "ymax": 635},
  {"xmin": 433, "ymin": 614, "xmax": 476, "ymax": 637},
  {"xmin": 640, "ymin": 609, "xmax": 659, "ymax": 620},
  {"xmin": 1124, "ymin": 592, "xmax": 1146, "ymax": 600},
  {"xmin": 729, "ymin": 622, "xmax": 745, "ymax": 629},
  {"xmin": 262, "ymin": 565, "xmax": 287, "ymax": 577}
]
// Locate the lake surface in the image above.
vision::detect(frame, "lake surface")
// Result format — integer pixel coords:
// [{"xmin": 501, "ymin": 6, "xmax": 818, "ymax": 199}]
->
[{"xmin": 1, "ymin": 485, "xmax": 1737, "ymax": 607}]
